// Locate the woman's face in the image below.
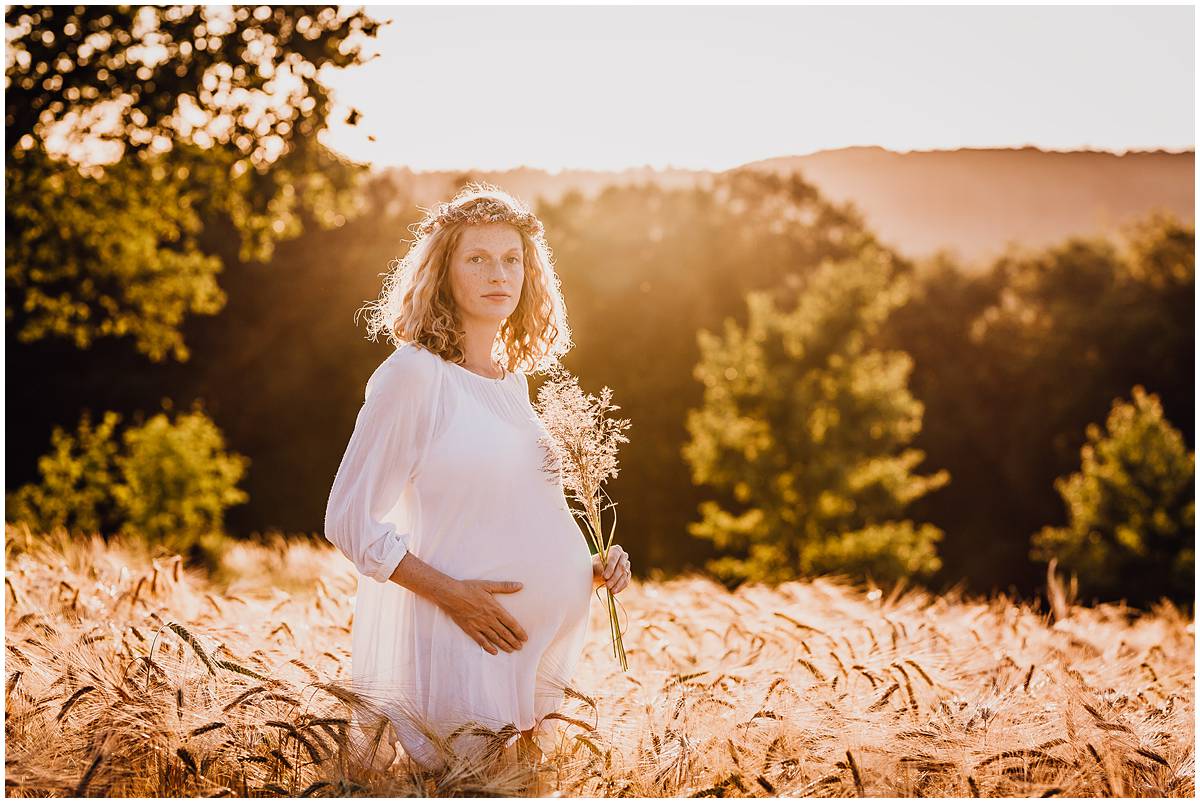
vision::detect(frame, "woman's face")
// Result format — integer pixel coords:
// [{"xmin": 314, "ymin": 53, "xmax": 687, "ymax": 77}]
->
[{"xmin": 447, "ymin": 223, "xmax": 525, "ymax": 325}]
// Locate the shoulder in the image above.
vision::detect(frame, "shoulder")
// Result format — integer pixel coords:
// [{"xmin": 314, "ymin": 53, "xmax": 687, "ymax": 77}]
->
[
  {"xmin": 365, "ymin": 342, "xmax": 444, "ymax": 402},
  {"xmin": 512, "ymin": 369, "xmax": 532, "ymax": 401}
]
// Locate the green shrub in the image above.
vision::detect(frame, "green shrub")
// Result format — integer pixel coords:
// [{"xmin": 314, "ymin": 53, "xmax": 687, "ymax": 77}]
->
[
  {"xmin": 6, "ymin": 403, "xmax": 249, "ymax": 564},
  {"xmin": 1030, "ymin": 385, "xmax": 1194, "ymax": 603},
  {"xmin": 683, "ymin": 246, "xmax": 949, "ymax": 586},
  {"xmin": 6, "ymin": 410, "xmax": 123, "ymax": 536}
]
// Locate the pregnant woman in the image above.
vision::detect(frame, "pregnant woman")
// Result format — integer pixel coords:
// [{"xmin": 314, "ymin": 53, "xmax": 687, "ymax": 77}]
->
[{"xmin": 323, "ymin": 184, "xmax": 632, "ymax": 775}]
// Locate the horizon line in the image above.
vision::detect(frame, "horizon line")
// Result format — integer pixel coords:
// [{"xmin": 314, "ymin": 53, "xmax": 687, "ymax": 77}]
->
[{"xmin": 359, "ymin": 143, "xmax": 1197, "ymax": 176}]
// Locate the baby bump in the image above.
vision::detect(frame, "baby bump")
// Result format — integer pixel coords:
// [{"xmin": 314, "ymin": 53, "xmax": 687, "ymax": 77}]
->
[
  {"xmin": 489, "ymin": 534, "xmax": 591, "ymax": 644},
  {"xmin": 448, "ymin": 524, "xmax": 592, "ymax": 647}
]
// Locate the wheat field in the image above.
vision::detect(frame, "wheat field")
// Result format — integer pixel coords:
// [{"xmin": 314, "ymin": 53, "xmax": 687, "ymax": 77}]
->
[{"xmin": 3, "ymin": 525, "xmax": 1194, "ymax": 797}]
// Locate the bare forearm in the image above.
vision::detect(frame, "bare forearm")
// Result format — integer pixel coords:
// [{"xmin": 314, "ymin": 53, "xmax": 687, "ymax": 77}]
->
[{"xmin": 386, "ymin": 552, "xmax": 461, "ymax": 606}]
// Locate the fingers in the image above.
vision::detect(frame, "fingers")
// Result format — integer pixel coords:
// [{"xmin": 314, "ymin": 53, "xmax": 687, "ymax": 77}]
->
[
  {"xmin": 494, "ymin": 613, "xmax": 527, "ymax": 649},
  {"xmin": 603, "ymin": 552, "xmax": 632, "ymax": 594},
  {"xmin": 498, "ymin": 611, "xmax": 529, "ymax": 644},
  {"xmin": 615, "ymin": 563, "xmax": 630, "ymax": 593},
  {"xmin": 490, "ymin": 581, "xmax": 523, "ymax": 593},
  {"xmin": 603, "ymin": 546, "xmax": 625, "ymax": 581},
  {"xmin": 475, "ymin": 606, "xmax": 527, "ymax": 654},
  {"xmin": 473, "ymin": 626, "xmax": 516, "ymax": 654},
  {"xmin": 489, "ymin": 624, "xmax": 523, "ymax": 652},
  {"xmin": 477, "ymin": 581, "xmax": 526, "ymax": 652},
  {"xmin": 489, "ymin": 583, "xmax": 528, "ymax": 647}
]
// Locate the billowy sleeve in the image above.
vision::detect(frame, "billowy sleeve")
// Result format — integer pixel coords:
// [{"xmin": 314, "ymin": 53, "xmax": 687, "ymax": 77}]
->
[{"xmin": 323, "ymin": 349, "xmax": 439, "ymax": 583}]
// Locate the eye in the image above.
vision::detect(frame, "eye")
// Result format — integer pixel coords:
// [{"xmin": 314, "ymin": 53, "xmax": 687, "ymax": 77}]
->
[{"xmin": 507, "ymin": 256, "xmax": 521, "ymax": 264}]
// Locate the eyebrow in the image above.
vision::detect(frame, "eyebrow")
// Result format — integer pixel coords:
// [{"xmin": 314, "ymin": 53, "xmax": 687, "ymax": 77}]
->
[{"xmin": 463, "ymin": 247, "xmax": 522, "ymax": 254}]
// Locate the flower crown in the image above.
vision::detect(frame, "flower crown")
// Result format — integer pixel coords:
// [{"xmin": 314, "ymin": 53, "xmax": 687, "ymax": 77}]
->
[{"xmin": 414, "ymin": 194, "xmax": 545, "ymax": 240}]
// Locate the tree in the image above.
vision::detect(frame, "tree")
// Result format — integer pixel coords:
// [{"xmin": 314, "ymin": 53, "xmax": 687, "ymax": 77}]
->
[
  {"xmin": 1030, "ymin": 386, "xmax": 1194, "ymax": 604},
  {"xmin": 4, "ymin": 410, "xmax": 124, "ymax": 537},
  {"xmin": 682, "ymin": 246, "xmax": 949, "ymax": 585},
  {"xmin": 6, "ymin": 403, "xmax": 249, "ymax": 556},
  {"xmin": 113, "ymin": 406, "xmax": 250, "ymax": 547},
  {"xmin": 879, "ymin": 211, "xmax": 1195, "ymax": 593},
  {"xmin": 5, "ymin": 5, "xmax": 382, "ymax": 360},
  {"xmin": 536, "ymin": 169, "xmax": 890, "ymax": 571}
]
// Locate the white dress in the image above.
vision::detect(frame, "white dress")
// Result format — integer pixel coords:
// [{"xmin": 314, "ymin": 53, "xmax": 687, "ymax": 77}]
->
[{"xmin": 323, "ymin": 342, "xmax": 594, "ymax": 771}]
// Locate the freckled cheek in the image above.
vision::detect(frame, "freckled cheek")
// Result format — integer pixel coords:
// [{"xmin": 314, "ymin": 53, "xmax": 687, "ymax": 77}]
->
[{"xmin": 452, "ymin": 266, "xmax": 487, "ymax": 296}]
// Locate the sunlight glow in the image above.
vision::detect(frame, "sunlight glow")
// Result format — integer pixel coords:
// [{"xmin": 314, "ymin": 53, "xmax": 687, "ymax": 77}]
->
[{"xmin": 316, "ymin": 5, "xmax": 1194, "ymax": 172}]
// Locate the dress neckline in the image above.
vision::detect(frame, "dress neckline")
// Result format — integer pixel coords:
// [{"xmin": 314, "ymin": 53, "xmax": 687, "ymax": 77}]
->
[{"xmin": 445, "ymin": 357, "xmax": 510, "ymax": 384}]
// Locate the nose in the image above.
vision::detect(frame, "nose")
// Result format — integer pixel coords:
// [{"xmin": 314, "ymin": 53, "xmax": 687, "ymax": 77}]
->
[{"xmin": 487, "ymin": 261, "xmax": 515, "ymax": 283}]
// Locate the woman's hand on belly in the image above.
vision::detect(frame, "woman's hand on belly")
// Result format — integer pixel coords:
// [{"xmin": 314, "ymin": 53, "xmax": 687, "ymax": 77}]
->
[
  {"xmin": 439, "ymin": 578, "xmax": 530, "ymax": 655},
  {"xmin": 592, "ymin": 544, "xmax": 632, "ymax": 594}
]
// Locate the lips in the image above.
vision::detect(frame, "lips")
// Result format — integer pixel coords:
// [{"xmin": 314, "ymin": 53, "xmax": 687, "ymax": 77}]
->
[{"xmin": 482, "ymin": 293, "xmax": 511, "ymax": 300}]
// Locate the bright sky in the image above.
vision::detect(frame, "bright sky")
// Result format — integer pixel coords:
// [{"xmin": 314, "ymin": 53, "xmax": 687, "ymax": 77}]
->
[{"xmin": 317, "ymin": 4, "xmax": 1195, "ymax": 173}]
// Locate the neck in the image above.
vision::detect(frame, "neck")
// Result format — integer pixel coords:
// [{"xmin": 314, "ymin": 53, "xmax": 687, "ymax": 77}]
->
[{"xmin": 460, "ymin": 314, "xmax": 502, "ymax": 372}]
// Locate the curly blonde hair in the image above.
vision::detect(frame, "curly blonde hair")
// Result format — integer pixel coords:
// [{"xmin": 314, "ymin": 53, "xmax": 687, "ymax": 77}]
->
[{"xmin": 359, "ymin": 182, "xmax": 573, "ymax": 374}]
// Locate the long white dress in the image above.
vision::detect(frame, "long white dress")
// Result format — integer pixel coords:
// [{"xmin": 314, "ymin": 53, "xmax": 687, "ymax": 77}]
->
[{"xmin": 323, "ymin": 342, "xmax": 594, "ymax": 771}]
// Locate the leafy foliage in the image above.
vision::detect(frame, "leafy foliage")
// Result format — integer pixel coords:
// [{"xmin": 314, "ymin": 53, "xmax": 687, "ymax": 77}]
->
[
  {"xmin": 6, "ymin": 404, "xmax": 249, "ymax": 556},
  {"xmin": 536, "ymin": 170, "xmax": 888, "ymax": 570},
  {"xmin": 5, "ymin": 147, "xmax": 226, "ymax": 360},
  {"xmin": 1031, "ymin": 386, "xmax": 1194, "ymax": 602},
  {"xmin": 112, "ymin": 407, "xmax": 250, "ymax": 546},
  {"xmin": 5, "ymin": 410, "xmax": 124, "ymax": 536},
  {"xmin": 878, "ymin": 212, "xmax": 1194, "ymax": 593},
  {"xmin": 682, "ymin": 245, "xmax": 949, "ymax": 585},
  {"xmin": 5, "ymin": 5, "xmax": 380, "ymax": 360},
  {"xmin": 5, "ymin": 154, "xmax": 1191, "ymax": 603}
]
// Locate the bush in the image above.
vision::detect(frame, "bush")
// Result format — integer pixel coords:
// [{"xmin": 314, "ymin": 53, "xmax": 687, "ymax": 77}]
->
[
  {"xmin": 6, "ymin": 410, "xmax": 123, "ymax": 536},
  {"xmin": 6, "ymin": 403, "xmax": 249, "ymax": 564},
  {"xmin": 683, "ymin": 246, "xmax": 949, "ymax": 586},
  {"xmin": 1030, "ymin": 385, "xmax": 1194, "ymax": 603}
]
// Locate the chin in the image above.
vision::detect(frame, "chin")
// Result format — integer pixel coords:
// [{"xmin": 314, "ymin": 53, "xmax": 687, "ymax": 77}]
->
[
  {"xmin": 464, "ymin": 298, "xmax": 519, "ymax": 324},
  {"xmin": 489, "ymin": 302, "xmax": 520, "ymax": 320},
  {"xmin": 466, "ymin": 308, "xmax": 510, "ymax": 327}
]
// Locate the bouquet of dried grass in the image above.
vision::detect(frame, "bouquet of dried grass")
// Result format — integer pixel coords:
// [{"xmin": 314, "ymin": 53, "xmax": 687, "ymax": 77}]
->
[{"xmin": 533, "ymin": 368, "xmax": 632, "ymax": 671}]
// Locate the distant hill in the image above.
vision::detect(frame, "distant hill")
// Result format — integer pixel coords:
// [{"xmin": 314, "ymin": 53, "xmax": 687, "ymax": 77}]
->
[
  {"xmin": 744, "ymin": 146, "xmax": 1194, "ymax": 268},
  {"xmin": 378, "ymin": 145, "xmax": 1194, "ymax": 269}
]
